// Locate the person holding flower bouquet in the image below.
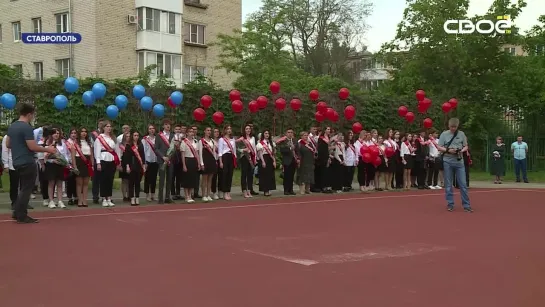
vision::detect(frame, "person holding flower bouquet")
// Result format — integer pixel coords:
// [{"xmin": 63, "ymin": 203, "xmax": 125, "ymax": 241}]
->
[
  {"xmin": 122, "ymin": 130, "xmax": 146, "ymax": 205},
  {"xmin": 44, "ymin": 128, "xmax": 72, "ymax": 209},
  {"xmin": 155, "ymin": 119, "xmax": 175, "ymax": 204},
  {"xmin": 70, "ymin": 127, "xmax": 94, "ymax": 207},
  {"xmin": 491, "ymin": 136, "xmax": 506, "ymax": 184},
  {"xmin": 181, "ymin": 127, "xmax": 200, "ymax": 203}
]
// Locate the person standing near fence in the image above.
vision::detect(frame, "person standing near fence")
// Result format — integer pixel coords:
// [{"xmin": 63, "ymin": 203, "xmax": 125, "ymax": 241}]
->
[{"xmin": 511, "ymin": 135, "xmax": 529, "ymax": 183}]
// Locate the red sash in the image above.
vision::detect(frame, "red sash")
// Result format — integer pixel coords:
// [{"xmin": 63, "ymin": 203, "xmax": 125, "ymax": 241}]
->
[
  {"xmin": 299, "ymin": 139, "xmax": 316, "ymax": 154},
  {"xmin": 131, "ymin": 145, "xmax": 145, "ymax": 172},
  {"xmin": 387, "ymin": 139, "xmax": 398, "ymax": 151},
  {"xmin": 96, "ymin": 135, "xmax": 120, "ymax": 166},
  {"xmin": 260, "ymin": 140, "xmax": 274, "ymax": 156},
  {"xmin": 309, "ymin": 135, "xmax": 318, "ymax": 149},
  {"xmin": 73, "ymin": 141, "xmax": 94, "ymax": 177},
  {"xmin": 319, "ymin": 136, "xmax": 329, "ymax": 144},
  {"xmin": 183, "ymin": 138, "xmax": 199, "ymax": 163},
  {"xmin": 242, "ymin": 137, "xmax": 256, "ymax": 165},
  {"xmin": 428, "ymin": 137, "xmax": 438, "ymax": 149},
  {"xmin": 222, "ymin": 137, "xmax": 237, "ymax": 167},
  {"xmin": 143, "ymin": 136, "xmax": 160, "ymax": 157},
  {"xmin": 404, "ymin": 141, "xmax": 415, "ymax": 154},
  {"xmin": 348, "ymin": 143, "xmax": 356, "ymax": 155},
  {"xmin": 159, "ymin": 132, "xmax": 170, "ymax": 147},
  {"xmin": 201, "ymin": 138, "xmax": 215, "ymax": 156}
]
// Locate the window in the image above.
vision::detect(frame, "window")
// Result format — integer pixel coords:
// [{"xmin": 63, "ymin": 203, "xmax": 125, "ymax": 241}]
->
[
  {"xmin": 168, "ymin": 12, "xmax": 176, "ymax": 34},
  {"xmin": 184, "ymin": 23, "xmax": 205, "ymax": 44},
  {"xmin": 13, "ymin": 64, "xmax": 23, "ymax": 76},
  {"xmin": 504, "ymin": 47, "xmax": 516, "ymax": 55},
  {"xmin": 56, "ymin": 13, "xmax": 69, "ymax": 33},
  {"xmin": 32, "ymin": 18, "xmax": 42, "ymax": 33},
  {"xmin": 145, "ymin": 8, "xmax": 161, "ymax": 31},
  {"xmin": 183, "ymin": 65, "xmax": 206, "ymax": 83},
  {"xmin": 137, "ymin": 7, "xmax": 144, "ymax": 30},
  {"xmin": 33, "ymin": 62, "xmax": 43, "ymax": 80},
  {"xmin": 56, "ymin": 59, "xmax": 70, "ymax": 77},
  {"xmin": 137, "ymin": 8, "xmax": 178, "ymax": 33},
  {"xmin": 12, "ymin": 21, "xmax": 21, "ymax": 41},
  {"xmin": 137, "ymin": 51, "xmax": 181, "ymax": 80}
]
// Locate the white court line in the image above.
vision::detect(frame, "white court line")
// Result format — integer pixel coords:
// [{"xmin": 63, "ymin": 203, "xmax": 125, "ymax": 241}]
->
[
  {"xmin": 512, "ymin": 189, "xmax": 545, "ymax": 193},
  {"xmin": 0, "ymin": 189, "xmax": 509, "ymax": 223},
  {"xmin": 243, "ymin": 249, "xmax": 319, "ymax": 266}
]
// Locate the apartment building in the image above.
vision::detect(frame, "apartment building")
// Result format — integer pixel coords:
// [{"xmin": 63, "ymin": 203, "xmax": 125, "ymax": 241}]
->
[
  {"xmin": 347, "ymin": 49, "xmax": 393, "ymax": 91},
  {"xmin": 0, "ymin": 0, "xmax": 241, "ymax": 89}
]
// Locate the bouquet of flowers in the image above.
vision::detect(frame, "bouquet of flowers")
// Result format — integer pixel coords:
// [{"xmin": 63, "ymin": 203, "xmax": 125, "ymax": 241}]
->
[
  {"xmin": 492, "ymin": 151, "xmax": 501, "ymax": 159},
  {"xmin": 160, "ymin": 140, "xmax": 178, "ymax": 171},
  {"xmin": 48, "ymin": 152, "xmax": 69, "ymax": 167}
]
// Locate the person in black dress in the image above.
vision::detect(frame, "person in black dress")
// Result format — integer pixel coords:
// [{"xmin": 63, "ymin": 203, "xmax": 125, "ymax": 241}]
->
[
  {"xmin": 375, "ymin": 135, "xmax": 388, "ymax": 191},
  {"xmin": 198, "ymin": 127, "xmax": 218, "ymax": 202},
  {"xmin": 257, "ymin": 130, "xmax": 276, "ymax": 196},
  {"xmin": 491, "ymin": 136, "xmax": 506, "ymax": 184},
  {"xmin": 70, "ymin": 127, "xmax": 94, "ymax": 207},
  {"xmin": 122, "ymin": 130, "xmax": 146, "ymax": 205},
  {"xmin": 317, "ymin": 127, "xmax": 333, "ymax": 193},
  {"xmin": 181, "ymin": 127, "xmax": 200, "ymax": 203},
  {"xmin": 117, "ymin": 133, "xmax": 131, "ymax": 202},
  {"xmin": 211, "ymin": 128, "xmax": 221, "ymax": 199},
  {"xmin": 400, "ymin": 133, "xmax": 415, "ymax": 190}
]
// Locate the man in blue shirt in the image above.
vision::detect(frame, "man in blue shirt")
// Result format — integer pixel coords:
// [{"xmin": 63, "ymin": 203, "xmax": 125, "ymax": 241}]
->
[{"xmin": 511, "ymin": 135, "xmax": 529, "ymax": 183}]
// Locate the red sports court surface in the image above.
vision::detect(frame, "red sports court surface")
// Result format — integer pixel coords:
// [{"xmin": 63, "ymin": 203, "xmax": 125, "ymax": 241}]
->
[{"xmin": 1, "ymin": 188, "xmax": 544, "ymax": 307}]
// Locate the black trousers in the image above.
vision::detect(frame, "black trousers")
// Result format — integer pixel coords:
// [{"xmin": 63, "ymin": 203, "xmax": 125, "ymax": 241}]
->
[
  {"xmin": 357, "ymin": 158, "xmax": 366, "ymax": 186},
  {"xmin": 194, "ymin": 172, "xmax": 200, "ymax": 197},
  {"xmin": 319, "ymin": 164, "xmax": 330, "ymax": 189},
  {"xmin": 39, "ymin": 167, "xmax": 49, "ymax": 199},
  {"xmin": 143, "ymin": 162, "xmax": 158, "ymax": 194},
  {"xmin": 128, "ymin": 171, "xmax": 143, "ymax": 198},
  {"xmin": 426, "ymin": 160, "xmax": 439, "ymax": 186},
  {"xmin": 13, "ymin": 163, "xmax": 37, "ymax": 220},
  {"xmin": 283, "ymin": 160, "xmax": 297, "ymax": 193},
  {"xmin": 344, "ymin": 166, "xmax": 355, "ymax": 188},
  {"xmin": 91, "ymin": 163, "xmax": 101, "ymax": 200},
  {"xmin": 9, "ymin": 169, "xmax": 20, "ymax": 208},
  {"xmin": 171, "ymin": 162, "xmax": 182, "ymax": 196},
  {"xmin": 99, "ymin": 161, "xmax": 116, "ymax": 197},
  {"xmin": 394, "ymin": 159, "xmax": 404, "ymax": 188},
  {"xmin": 414, "ymin": 159, "xmax": 426, "ymax": 187},
  {"xmin": 221, "ymin": 153, "xmax": 235, "ymax": 192},
  {"xmin": 66, "ymin": 174, "xmax": 77, "ymax": 199},
  {"xmin": 240, "ymin": 158, "xmax": 254, "ymax": 191},
  {"xmin": 313, "ymin": 161, "xmax": 322, "ymax": 190},
  {"xmin": 212, "ymin": 160, "xmax": 220, "ymax": 193},
  {"xmin": 365, "ymin": 162, "xmax": 375, "ymax": 186}
]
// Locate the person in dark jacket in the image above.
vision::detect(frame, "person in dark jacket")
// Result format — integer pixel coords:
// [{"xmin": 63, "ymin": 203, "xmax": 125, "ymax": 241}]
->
[{"xmin": 122, "ymin": 130, "xmax": 146, "ymax": 205}]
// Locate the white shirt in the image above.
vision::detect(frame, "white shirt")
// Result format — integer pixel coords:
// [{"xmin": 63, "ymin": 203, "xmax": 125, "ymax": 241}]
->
[
  {"xmin": 74, "ymin": 140, "xmax": 92, "ymax": 156},
  {"xmin": 334, "ymin": 142, "xmax": 345, "ymax": 162},
  {"xmin": 384, "ymin": 139, "xmax": 398, "ymax": 151},
  {"xmin": 344, "ymin": 142, "xmax": 357, "ymax": 166},
  {"xmin": 239, "ymin": 136, "xmax": 257, "ymax": 155},
  {"xmin": 198, "ymin": 138, "xmax": 217, "ymax": 166},
  {"xmin": 354, "ymin": 140, "xmax": 363, "ymax": 159},
  {"xmin": 256, "ymin": 139, "xmax": 274, "ymax": 154},
  {"xmin": 2, "ymin": 135, "xmax": 13, "ymax": 170},
  {"xmin": 364, "ymin": 140, "xmax": 374, "ymax": 146},
  {"xmin": 400, "ymin": 141, "xmax": 414, "ymax": 156},
  {"xmin": 117, "ymin": 134, "xmax": 125, "ymax": 144},
  {"xmin": 428, "ymin": 138, "xmax": 440, "ymax": 158},
  {"xmin": 142, "ymin": 135, "xmax": 157, "ymax": 163},
  {"xmin": 94, "ymin": 134, "xmax": 116, "ymax": 163},
  {"xmin": 181, "ymin": 139, "xmax": 198, "ymax": 158},
  {"xmin": 218, "ymin": 137, "xmax": 237, "ymax": 157}
]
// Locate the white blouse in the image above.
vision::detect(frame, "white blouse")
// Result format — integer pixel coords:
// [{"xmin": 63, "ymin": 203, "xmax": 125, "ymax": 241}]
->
[
  {"xmin": 93, "ymin": 134, "xmax": 117, "ymax": 163},
  {"xmin": 344, "ymin": 142, "xmax": 357, "ymax": 166},
  {"xmin": 181, "ymin": 139, "xmax": 198, "ymax": 158},
  {"xmin": 238, "ymin": 136, "xmax": 257, "ymax": 155},
  {"xmin": 400, "ymin": 141, "xmax": 414, "ymax": 156},
  {"xmin": 334, "ymin": 142, "xmax": 345, "ymax": 162},
  {"xmin": 218, "ymin": 137, "xmax": 237, "ymax": 157},
  {"xmin": 354, "ymin": 140, "xmax": 363, "ymax": 159},
  {"xmin": 428, "ymin": 138, "xmax": 440, "ymax": 158},
  {"xmin": 198, "ymin": 138, "xmax": 217, "ymax": 166},
  {"xmin": 256, "ymin": 140, "xmax": 274, "ymax": 154},
  {"xmin": 142, "ymin": 135, "xmax": 157, "ymax": 163},
  {"xmin": 384, "ymin": 139, "xmax": 398, "ymax": 151},
  {"xmin": 75, "ymin": 140, "xmax": 92, "ymax": 156}
]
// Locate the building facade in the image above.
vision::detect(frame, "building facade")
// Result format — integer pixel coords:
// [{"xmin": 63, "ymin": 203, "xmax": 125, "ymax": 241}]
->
[
  {"xmin": 347, "ymin": 49, "xmax": 393, "ymax": 91},
  {"xmin": 0, "ymin": 0, "xmax": 241, "ymax": 89}
]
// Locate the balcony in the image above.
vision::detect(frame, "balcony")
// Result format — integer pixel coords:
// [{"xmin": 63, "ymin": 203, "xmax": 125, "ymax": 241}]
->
[{"xmin": 137, "ymin": 31, "xmax": 182, "ymax": 54}]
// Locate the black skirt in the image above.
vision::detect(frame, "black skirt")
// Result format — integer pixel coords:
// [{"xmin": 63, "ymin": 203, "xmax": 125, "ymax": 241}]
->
[
  {"xmin": 45, "ymin": 162, "xmax": 65, "ymax": 181},
  {"xmin": 259, "ymin": 154, "xmax": 276, "ymax": 192},
  {"xmin": 403, "ymin": 154, "xmax": 414, "ymax": 169},
  {"xmin": 202, "ymin": 149, "xmax": 217, "ymax": 174},
  {"xmin": 75, "ymin": 156, "xmax": 91, "ymax": 178},
  {"xmin": 377, "ymin": 155, "xmax": 388, "ymax": 172},
  {"xmin": 387, "ymin": 153, "xmax": 397, "ymax": 173},
  {"xmin": 182, "ymin": 157, "xmax": 199, "ymax": 188},
  {"xmin": 330, "ymin": 158, "xmax": 344, "ymax": 190}
]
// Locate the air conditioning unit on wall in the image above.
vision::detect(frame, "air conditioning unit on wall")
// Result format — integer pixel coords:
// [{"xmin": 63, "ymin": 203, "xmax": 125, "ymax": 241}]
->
[{"xmin": 127, "ymin": 15, "xmax": 137, "ymax": 24}]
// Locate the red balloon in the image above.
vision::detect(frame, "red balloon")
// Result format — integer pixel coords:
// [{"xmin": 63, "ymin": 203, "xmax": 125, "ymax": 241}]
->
[
  {"xmin": 316, "ymin": 101, "xmax": 327, "ymax": 113},
  {"xmin": 325, "ymin": 108, "xmax": 335, "ymax": 121},
  {"xmin": 339, "ymin": 88, "xmax": 350, "ymax": 100},
  {"xmin": 423, "ymin": 117, "xmax": 433, "ymax": 129},
  {"xmin": 417, "ymin": 102, "xmax": 427, "ymax": 113},
  {"xmin": 405, "ymin": 112, "xmax": 415, "ymax": 123},
  {"xmin": 384, "ymin": 146, "xmax": 395, "ymax": 157},
  {"xmin": 257, "ymin": 96, "xmax": 268, "ymax": 109},
  {"xmin": 344, "ymin": 105, "xmax": 356, "ymax": 120},
  {"xmin": 200, "ymin": 95, "xmax": 212, "ymax": 109},
  {"xmin": 229, "ymin": 90, "xmax": 241, "ymax": 102},
  {"xmin": 448, "ymin": 98, "xmax": 458, "ymax": 109},
  {"xmin": 331, "ymin": 110, "xmax": 339, "ymax": 122},
  {"xmin": 369, "ymin": 146, "xmax": 380, "ymax": 158},
  {"xmin": 269, "ymin": 81, "xmax": 280, "ymax": 94},
  {"xmin": 167, "ymin": 97, "xmax": 176, "ymax": 108},
  {"xmin": 290, "ymin": 98, "xmax": 302, "ymax": 111},
  {"xmin": 248, "ymin": 100, "xmax": 259, "ymax": 113},
  {"xmin": 362, "ymin": 152, "xmax": 372, "ymax": 163},
  {"xmin": 398, "ymin": 105, "xmax": 408, "ymax": 117},
  {"xmin": 315, "ymin": 111, "xmax": 325, "ymax": 122},
  {"xmin": 309, "ymin": 89, "xmax": 319, "ymax": 101},
  {"xmin": 212, "ymin": 111, "xmax": 224, "ymax": 125},
  {"xmin": 231, "ymin": 100, "xmax": 243, "ymax": 113},
  {"xmin": 352, "ymin": 122, "xmax": 363, "ymax": 134},
  {"xmin": 442, "ymin": 102, "xmax": 452, "ymax": 113},
  {"xmin": 416, "ymin": 89, "xmax": 425, "ymax": 101},
  {"xmin": 360, "ymin": 145, "xmax": 370, "ymax": 156},
  {"xmin": 193, "ymin": 108, "xmax": 206, "ymax": 122},
  {"xmin": 373, "ymin": 156, "xmax": 382, "ymax": 167},
  {"xmin": 274, "ymin": 98, "xmax": 286, "ymax": 111}
]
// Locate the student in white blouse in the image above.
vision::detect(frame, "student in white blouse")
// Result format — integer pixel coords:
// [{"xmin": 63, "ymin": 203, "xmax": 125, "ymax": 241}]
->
[
  {"xmin": 198, "ymin": 127, "xmax": 218, "ymax": 202},
  {"xmin": 116, "ymin": 124, "xmax": 130, "ymax": 144},
  {"xmin": 2, "ymin": 130, "xmax": 19, "ymax": 208},
  {"xmin": 383, "ymin": 129, "xmax": 399, "ymax": 191},
  {"xmin": 331, "ymin": 133, "xmax": 345, "ymax": 193},
  {"xmin": 343, "ymin": 131, "xmax": 357, "ymax": 191},
  {"xmin": 93, "ymin": 121, "xmax": 118, "ymax": 207},
  {"xmin": 44, "ymin": 128, "xmax": 71, "ymax": 209},
  {"xmin": 218, "ymin": 125, "xmax": 237, "ymax": 200},
  {"xmin": 65, "ymin": 128, "xmax": 79, "ymax": 205},
  {"xmin": 70, "ymin": 127, "xmax": 94, "ymax": 207},
  {"xmin": 211, "ymin": 128, "xmax": 221, "ymax": 199},
  {"xmin": 354, "ymin": 130, "xmax": 366, "ymax": 191},
  {"xmin": 426, "ymin": 128, "xmax": 442, "ymax": 189},
  {"xmin": 237, "ymin": 124, "xmax": 257, "ymax": 198},
  {"xmin": 400, "ymin": 133, "xmax": 415, "ymax": 190},
  {"xmin": 180, "ymin": 127, "xmax": 200, "ymax": 203},
  {"xmin": 142, "ymin": 124, "xmax": 158, "ymax": 201},
  {"xmin": 256, "ymin": 130, "xmax": 276, "ymax": 196}
]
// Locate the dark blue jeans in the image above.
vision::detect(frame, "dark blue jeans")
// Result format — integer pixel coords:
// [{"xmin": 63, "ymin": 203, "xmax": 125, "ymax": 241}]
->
[{"xmin": 514, "ymin": 158, "xmax": 528, "ymax": 181}]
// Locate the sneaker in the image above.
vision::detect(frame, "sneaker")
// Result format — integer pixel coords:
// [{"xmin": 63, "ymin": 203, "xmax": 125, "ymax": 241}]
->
[
  {"xmin": 102, "ymin": 199, "xmax": 109, "ymax": 207},
  {"xmin": 58, "ymin": 201, "xmax": 66, "ymax": 209},
  {"xmin": 434, "ymin": 185, "xmax": 442, "ymax": 189},
  {"xmin": 107, "ymin": 199, "xmax": 115, "ymax": 207},
  {"xmin": 447, "ymin": 206, "xmax": 454, "ymax": 212},
  {"xmin": 203, "ymin": 197, "xmax": 210, "ymax": 202},
  {"xmin": 429, "ymin": 186, "xmax": 436, "ymax": 189},
  {"xmin": 464, "ymin": 207, "xmax": 474, "ymax": 213},
  {"xmin": 48, "ymin": 201, "xmax": 56, "ymax": 209},
  {"xmin": 17, "ymin": 216, "xmax": 39, "ymax": 224},
  {"xmin": 31, "ymin": 194, "xmax": 36, "ymax": 199},
  {"xmin": 187, "ymin": 199, "xmax": 195, "ymax": 203},
  {"xmin": 213, "ymin": 193, "xmax": 219, "ymax": 200},
  {"xmin": 43, "ymin": 200, "xmax": 49, "ymax": 207}
]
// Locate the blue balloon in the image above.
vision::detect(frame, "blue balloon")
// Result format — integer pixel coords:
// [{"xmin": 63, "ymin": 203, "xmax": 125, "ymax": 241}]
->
[
  {"xmin": 54, "ymin": 95, "xmax": 69, "ymax": 110},
  {"xmin": 140, "ymin": 96, "xmax": 153, "ymax": 111},
  {"xmin": 1, "ymin": 93, "xmax": 17, "ymax": 110},
  {"xmin": 92, "ymin": 83, "xmax": 107, "ymax": 99},
  {"xmin": 115, "ymin": 95, "xmax": 128, "ymax": 110},
  {"xmin": 82, "ymin": 91, "xmax": 96, "ymax": 106},
  {"xmin": 153, "ymin": 104, "xmax": 165, "ymax": 117},
  {"xmin": 106, "ymin": 105, "xmax": 119, "ymax": 119},
  {"xmin": 133, "ymin": 85, "xmax": 146, "ymax": 100},
  {"xmin": 170, "ymin": 91, "xmax": 183, "ymax": 105},
  {"xmin": 64, "ymin": 77, "xmax": 79, "ymax": 94}
]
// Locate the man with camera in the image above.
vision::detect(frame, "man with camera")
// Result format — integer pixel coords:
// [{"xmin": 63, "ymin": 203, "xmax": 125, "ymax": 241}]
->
[{"xmin": 437, "ymin": 118, "xmax": 473, "ymax": 213}]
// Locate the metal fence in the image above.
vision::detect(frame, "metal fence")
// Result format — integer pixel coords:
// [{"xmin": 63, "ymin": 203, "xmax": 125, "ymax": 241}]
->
[{"xmin": 471, "ymin": 136, "xmax": 544, "ymax": 173}]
